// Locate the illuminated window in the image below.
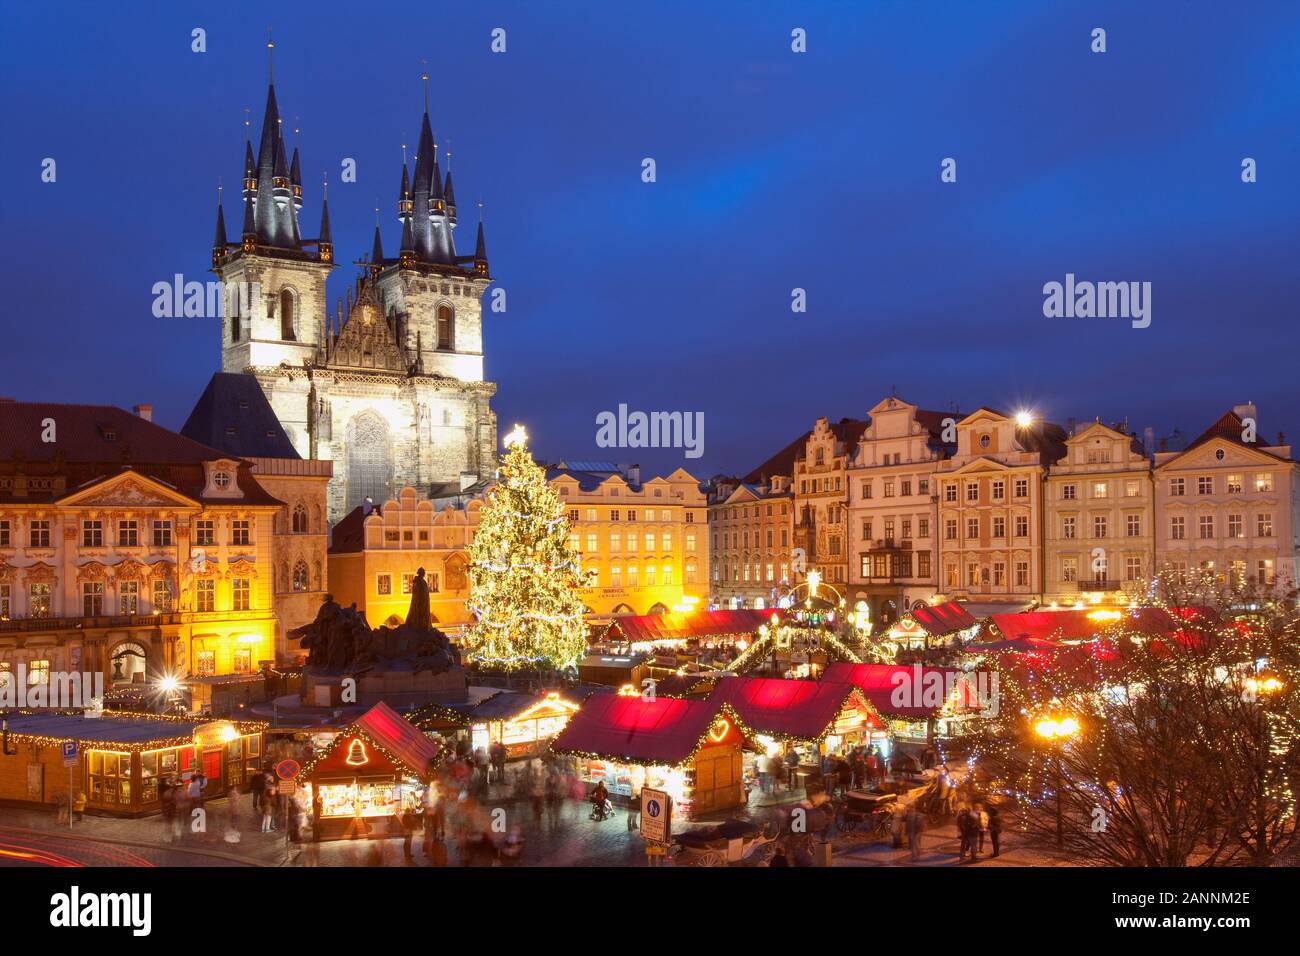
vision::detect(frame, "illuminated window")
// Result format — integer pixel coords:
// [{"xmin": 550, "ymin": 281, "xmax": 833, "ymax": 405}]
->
[
  {"xmin": 233, "ymin": 578, "xmax": 251, "ymax": 610},
  {"xmin": 195, "ymin": 651, "xmax": 216, "ymax": 676},
  {"xmin": 29, "ymin": 583, "xmax": 51, "ymax": 618},
  {"xmin": 292, "ymin": 561, "xmax": 309, "ymax": 591},
  {"xmin": 1226, "ymin": 474, "xmax": 1242, "ymax": 494},
  {"xmin": 196, "ymin": 579, "xmax": 215, "ymax": 612},
  {"xmin": 1255, "ymin": 473, "xmax": 1273, "ymax": 492},
  {"xmin": 119, "ymin": 580, "xmax": 139, "ymax": 615},
  {"xmin": 1062, "ymin": 556, "xmax": 1077, "ymax": 582},
  {"xmin": 152, "ymin": 579, "xmax": 173, "ymax": 613},
  {"xmin": 233, "ymin": 648, "xmax": 252, "ymax": 675},
  {"xmin": 28, "ymin": 659, "xmax": 50, "ymax": 685},
  {"xmin": 1257, "ymin": 513, "xmax": 1273, "ymax": 538},
  {"xmin": 376, "ymin": 573, "xmax": 392, "ymax": 595},
  {"xmin": 82, "ymin": 582, "xmax": 104, "ymax": 616}
]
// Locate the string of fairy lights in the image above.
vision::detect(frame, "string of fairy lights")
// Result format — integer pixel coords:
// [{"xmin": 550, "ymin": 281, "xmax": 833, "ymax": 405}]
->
[{"xmin": 462, "ymin": 427, "xmax": 589, "ymax": 671}]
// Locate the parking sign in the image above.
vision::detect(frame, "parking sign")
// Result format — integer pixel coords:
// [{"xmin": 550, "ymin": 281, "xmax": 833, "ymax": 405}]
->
[{"xmin": 61, "ymin": 741, "xmax": 78, "ymax": 768}]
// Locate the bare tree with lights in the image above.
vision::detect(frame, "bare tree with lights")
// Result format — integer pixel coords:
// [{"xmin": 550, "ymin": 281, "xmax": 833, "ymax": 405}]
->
[{"xmin": 950, "ymin": 570, "xmax": 1300, "ymax": 866}]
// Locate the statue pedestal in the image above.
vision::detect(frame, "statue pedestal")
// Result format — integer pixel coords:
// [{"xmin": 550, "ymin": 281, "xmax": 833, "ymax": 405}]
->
[{"xmin": 300, "ymin": 666, "xmax": 469, "ymax": 709}]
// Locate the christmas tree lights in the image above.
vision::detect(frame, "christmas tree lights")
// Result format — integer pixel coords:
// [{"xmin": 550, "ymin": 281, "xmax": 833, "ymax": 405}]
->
[{"xmin": 464, "ymin": 426, "xmax": 589, "ymax": 670}]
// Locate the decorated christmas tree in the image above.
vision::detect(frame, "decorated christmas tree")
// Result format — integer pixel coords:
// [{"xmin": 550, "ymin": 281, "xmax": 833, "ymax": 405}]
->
[{"xmin": 465, "ymin": 425, "xmax": 590, "ymax": 670}]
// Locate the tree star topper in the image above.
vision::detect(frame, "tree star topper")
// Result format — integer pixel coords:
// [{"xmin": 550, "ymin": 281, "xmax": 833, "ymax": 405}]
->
[{"xmin": 503, "ymin": 423, "xmax": 528, "ymax": 448}]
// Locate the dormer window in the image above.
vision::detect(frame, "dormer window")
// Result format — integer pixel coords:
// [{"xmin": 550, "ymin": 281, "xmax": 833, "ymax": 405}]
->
[{"xmin": 101, "ymin": 427, "xmax": 117, "ymax": 442}]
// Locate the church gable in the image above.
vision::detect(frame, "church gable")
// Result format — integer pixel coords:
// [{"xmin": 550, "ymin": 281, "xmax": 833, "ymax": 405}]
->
[{"xmin": 324, "ymin": 276, "xmax": 409, "ymax": 373}]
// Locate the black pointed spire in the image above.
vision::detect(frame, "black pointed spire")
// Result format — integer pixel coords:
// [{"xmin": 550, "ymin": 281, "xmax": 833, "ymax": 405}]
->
[
  {"xmin": 443, "ymin": 169, "xmax": 456, "ymax": 210},
  {"xmin": 474, "ymin": 215, "xmax": 489, "ymax": 277},
  {"xmin": 318, "ymin": 185, "xmax": 333, "ymax": 263},
  {"xmin": 372, "ymin": 224, "xmax": 384, "ymax": 265},
  {"xmin": 212, "ymin": 188, "xmax": 228, "ymax": 267}
]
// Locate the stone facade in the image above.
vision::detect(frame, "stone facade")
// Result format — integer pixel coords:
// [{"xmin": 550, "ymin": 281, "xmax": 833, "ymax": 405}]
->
[
  {"xmin": 1043, "ymin": 421, "xmax": 1154, "ymax": 605},
  {"xmin": 792, "ymin": 418, "xmax": 868, "ymax": 594},
  {"xmin": 845, "ymin": 397, "xmax": 950, "ymax": 625},
  {"xmin": 935, "ymin": 408, "xmax": 1066, "ymax": 604},
  {"xmin": 707, "ymin": 476, "xmax": 794, "ymax": 609},
  {"xmin": 1154, "ymin": 404, "xmax": 1300, "ymax": 590}
]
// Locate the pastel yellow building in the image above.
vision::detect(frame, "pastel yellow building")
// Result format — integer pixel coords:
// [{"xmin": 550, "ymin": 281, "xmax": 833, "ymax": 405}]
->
[
  {"xmin": 548, "ymin": 462, "xmax": 709, "ymax": 617},
  {"xmin": 328, "ymin": 487, "xmax": 481, "ymax": 636},
  {"xmin": 0, "ymin": 402, "xmax": 280, "ymax": 697}
]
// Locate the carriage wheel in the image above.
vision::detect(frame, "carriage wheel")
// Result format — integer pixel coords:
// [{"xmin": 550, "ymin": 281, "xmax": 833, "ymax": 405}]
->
[{"xmin": 695, "ymin": 850, "xmax": 725, "ymax": 867}]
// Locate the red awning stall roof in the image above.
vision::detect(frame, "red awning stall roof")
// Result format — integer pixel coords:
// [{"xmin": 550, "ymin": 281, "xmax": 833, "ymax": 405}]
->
[
  {"xmin": 549, "ymin": 694, "xmax": 753, "ymax": 766},
  {"xmin": 907, "ymin": 601, "xmax": 978, "ymax": 636},
  {"xmin": 985, "ymin": 606, "xmax": 1220, "ymax": 646},
  {"xmin": 710, "ymin": 677, "xmax": 882, "ymax": 741},
  {"xmin": 604, "ymin": 609, "xmax": 782, "ymax": 645},
  {"xmin": 821, "ymin": 662, "xmax": 983, "ymax": 718},
  {"xmin": 303, "ymin": 701, "xmax": 442, "ymax": 781}
]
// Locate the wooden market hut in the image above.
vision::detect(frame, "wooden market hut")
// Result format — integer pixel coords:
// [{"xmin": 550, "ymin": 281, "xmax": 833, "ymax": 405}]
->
[
  {"xmin": 410, "ymin": 689, "xmax": 581, "ymax": 760},
  {"xmin": 550, "ymin": 692, "xmax": 757, "ymax": 817},
  {"xmin": 302, "ymin": 701, "xmax": 440, "ymax": 841},
  {"xmin": 0, "ymin": 711, "xmax": 266, "ymax": 817}
]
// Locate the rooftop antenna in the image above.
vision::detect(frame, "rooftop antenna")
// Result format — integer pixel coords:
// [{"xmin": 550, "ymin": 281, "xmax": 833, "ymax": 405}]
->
[{"xmin": 421, "ymin": 59, "xmax": 429, "ymax": 110}]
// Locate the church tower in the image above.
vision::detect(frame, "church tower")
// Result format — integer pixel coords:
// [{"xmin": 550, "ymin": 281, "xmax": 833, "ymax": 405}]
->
[
  {"xmin": 211, "ymin": 43, "xmax": 333, "ymax": 457},
  {"xmin": 209, "ymin": 51, "xmax": 498, "ymax": 521}
]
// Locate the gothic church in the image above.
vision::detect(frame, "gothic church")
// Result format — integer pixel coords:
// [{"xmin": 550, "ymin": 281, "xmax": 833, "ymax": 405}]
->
[{"xmin": 210, "ymin": 61, "xmax": 498, "ymax": 522}]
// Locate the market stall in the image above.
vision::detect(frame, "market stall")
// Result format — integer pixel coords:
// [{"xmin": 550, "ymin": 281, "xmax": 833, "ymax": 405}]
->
[
  {"xmin": 709, "ymin": 676, "xmax": 885, "ymax": 786},
  {"xmin": 411, "ymin": 690, "xmax": 580, "ymax": 761},
  {"xmin": 0, "ymin": 711, "xmax": 265, "ymax": 817},
  {"xmin": 549, "ymin": 693, "xmax": 757, "ymax": 817},
  {"xmin": 822, "ymin": 662, "xmax": 987, "ymax": 742},
  {"xmin": 301, "ymin": 701, "xmax": 440, "ymax": 841}
]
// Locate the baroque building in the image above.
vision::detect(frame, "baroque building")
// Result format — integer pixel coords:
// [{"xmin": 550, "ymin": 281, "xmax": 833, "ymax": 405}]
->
[
  {"xmin": 792, "ymin": 418, "xmax": 869, "ymax": 594},
  {"xmin": 707, "ymin": 475, "xmax": 793, "ymax": 609},
  {"xmin": 1154, "ymin": 404, "xmax": 1299, "ymax": 590},
  {"xmin": 0, "ymin": 400, "xmax": 280, "ymax": 694},
  {"xmin": 845, "ymin": 396, "xmax": 952, "ymax": 625},
  {"xmin": 181, "ymin": 372, "xmax": 333, "ymax": 661},
  {"xmin": 1043, "ymin": 420, "xmax": 1154, "ymax": 606},
  {"xmin": 210, "ymin": 68, "xmax": 497, "ymax": 522}
]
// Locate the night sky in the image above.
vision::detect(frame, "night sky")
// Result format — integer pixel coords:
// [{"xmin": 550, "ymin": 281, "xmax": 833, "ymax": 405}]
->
[{"xmin": 3, "ymin": 0, "xmax": 1298, "ymax": 480}]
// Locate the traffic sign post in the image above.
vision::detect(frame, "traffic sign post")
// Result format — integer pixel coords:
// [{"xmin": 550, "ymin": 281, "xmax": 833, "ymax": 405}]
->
[
  {"xmin": 275, "ymin": 760, "xmax": 301, "ymax": 852},
  {"xmin": 61, "ymin": 741, "xmax": 78, "ymax": 829},
  {"xmin": 640, "ymin": 787, "xmax": 672, "ymax": 865}
]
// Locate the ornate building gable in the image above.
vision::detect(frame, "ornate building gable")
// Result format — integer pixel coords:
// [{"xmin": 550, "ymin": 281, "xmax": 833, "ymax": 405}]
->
[
  {"xmin": 323, "ymin": 274, "xmax": 410, "ymax": 373},
  {"xmin": 58, "ymin": 470, "xmax": 200, "ymax": 511}
]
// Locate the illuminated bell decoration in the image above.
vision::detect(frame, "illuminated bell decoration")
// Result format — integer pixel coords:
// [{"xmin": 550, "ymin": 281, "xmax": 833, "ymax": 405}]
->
[{"xmin": 345, "ymin": 739, "xmax": 369, "ymax": 766}]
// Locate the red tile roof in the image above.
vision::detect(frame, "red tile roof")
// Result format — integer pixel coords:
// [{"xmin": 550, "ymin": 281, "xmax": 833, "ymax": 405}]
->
[
  {"xmin": 822, "ymin": 662, "xmax": 981, "ymax": 717},
  {"xmin": 908, "ymin": 601, "xmax": 978, "ymax": 636},
  {"xmin": 710, "ymin": 676, "xmax": 881, "ymax": 740},
  {"xmin": 0, "ymin": 400, "xmax": 280, "ymax": 506},
  {"xmin": 604, "ymin": 609, "xmax": 782, "ymax": 645},
  {"xmin": 351, "ymin": 702, "xmax": 442, "ymax": 779},
  {"xmin": 550, "ymin": 693, "xmax": 751, "ymax": 766}
]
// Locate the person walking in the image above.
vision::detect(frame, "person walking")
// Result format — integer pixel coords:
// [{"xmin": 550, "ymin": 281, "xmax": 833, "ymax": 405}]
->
[
  {"xmin": 399, "ymin": 804, "xmax": 416, "ymax": 861},
  {"xmin": 956, "ymin": 805, "xmax": 973, "ymax": 862},
  {"xmin": 906, "ymin": 803, "xmax": 923, "ymax": 862},
  {"xmin": 260, "ymin": 790, "xmax": 276, "ymax": 833},
  {"xmin": 784, "ymin": 747, "xmax": 800, "ymax": 792},
  {"xmin": 545, "ymin": 771, "xmax": 562, "ymax": 828},
  {"xmin": 975, "ymin": 802, "xmax": 990, "ymax": 856},
  {"xmin": 250, "ymin": 766, "xmax": 266, "ymax": 813},
  {"xmin": 987, "ymin": 803, "xmax": 1002, "ymax": 858}
]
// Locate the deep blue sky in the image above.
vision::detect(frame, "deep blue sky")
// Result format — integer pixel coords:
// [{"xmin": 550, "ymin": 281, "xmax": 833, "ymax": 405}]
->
[{"xmin": 3, "ymin": 1, "xmax": 1298, "ymax": 479}]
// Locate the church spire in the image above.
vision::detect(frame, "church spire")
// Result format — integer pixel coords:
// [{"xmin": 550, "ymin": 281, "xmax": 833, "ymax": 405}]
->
[
  {"xmin": 474, "ymin": 202, "xmax": 489, "ymax": 277},
  {"xmin": 212, "ymin": 184, "xmax": 228, "ymax": 267},
  {"xmin": 317, "ymin": 174, "xmax": 333, "ymax": 263}
]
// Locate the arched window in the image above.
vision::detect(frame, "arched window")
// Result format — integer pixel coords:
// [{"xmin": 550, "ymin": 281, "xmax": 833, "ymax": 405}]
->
[
  {"xmin": 280, "ymin": 288, "xmax": 296, "ymax": 341},
  {"xmin": 292, "ymin": 504, "xmax": 309, "ymax": 533},
  {"xmin": 346, "ymin": 410, "xmax": 392, "ymax": 508},
  {"xmin": 436, "ymin": 304, "xmax": 453, "ymax": 350},
  {"xmin": 230, "ymin": 295, "xmax": 241, "ymax": 342},
  {"xmin": 292, "ymin": 560, "xmax": 309, "ymax": 591}
]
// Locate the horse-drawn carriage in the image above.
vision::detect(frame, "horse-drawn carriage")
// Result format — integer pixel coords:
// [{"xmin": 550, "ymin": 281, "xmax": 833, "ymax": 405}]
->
[{"xmin": 670, "ymin": 818, "xmax": 779, "ymax": 867}]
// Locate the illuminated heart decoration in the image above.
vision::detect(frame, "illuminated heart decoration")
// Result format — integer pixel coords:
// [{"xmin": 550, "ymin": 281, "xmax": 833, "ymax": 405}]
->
[{"xmin": 709, "ymin": 719, "xmax": 730, "ymax": 743}]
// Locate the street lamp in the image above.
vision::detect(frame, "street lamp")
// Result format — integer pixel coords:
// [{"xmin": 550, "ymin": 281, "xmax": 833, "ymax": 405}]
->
[{"xmin": 1034, "ymin": 714, "xmax": 1080, "ymax": 849}]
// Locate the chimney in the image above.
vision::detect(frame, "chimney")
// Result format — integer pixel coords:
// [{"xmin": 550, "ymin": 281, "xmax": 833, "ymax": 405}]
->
[
  {"xmin": 133, "ymin": 404, "xmax": 153, "ymax": 422},
  {"xmin": 1233, "ymin": 401, "xmax": 1257, "ymax": 422},
  {"xmin": 1143, "ymin": 426, "xmax": 1155, "ymax": 457}
]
